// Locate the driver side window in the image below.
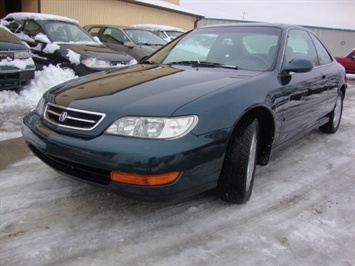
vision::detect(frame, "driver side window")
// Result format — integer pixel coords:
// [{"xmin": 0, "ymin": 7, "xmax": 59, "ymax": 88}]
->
[
  {"xmin": 102, "ymin": 28, "xmax": 126, "ymax": 45},
  {"xmin": 24, "ymin": 20, "xmax": 43, "ymax": 37},
  {"xmin": 284, "ymin": 30, "xmax": 318, "ymax": 66}
]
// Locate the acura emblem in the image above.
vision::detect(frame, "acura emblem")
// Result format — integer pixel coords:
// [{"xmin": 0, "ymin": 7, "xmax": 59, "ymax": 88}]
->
[{"xmin": 59, "ymin": 111, "xmax": 68, "ymax": 122}]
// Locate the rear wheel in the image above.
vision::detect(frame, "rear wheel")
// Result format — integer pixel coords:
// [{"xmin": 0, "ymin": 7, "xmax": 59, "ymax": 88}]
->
[
  {"xmin": 319, "ymin": 91, "xmax": 343, "ymax": 134},
  {"xmin": 218, "ymin": 116, "xmax": 259, "ymax": 204}
]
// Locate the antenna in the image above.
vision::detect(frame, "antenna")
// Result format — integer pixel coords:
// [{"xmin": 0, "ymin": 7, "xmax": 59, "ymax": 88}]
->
[{"xmin": 241, "ymin": 10, "xmax": 248, "ymax": 20}]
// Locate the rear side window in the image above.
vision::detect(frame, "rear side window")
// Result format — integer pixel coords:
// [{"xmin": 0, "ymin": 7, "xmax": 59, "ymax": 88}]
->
[
  {"xmin": 310, "ymin": 34, "xmax": 332, "ymax": 65},
  {"xmin": 87, "ymin": 27, "xmax": 100, "ymax": 37},
  {"xmin": 347, "ymin": 50, "xmax": 355, "ymax": 59}
]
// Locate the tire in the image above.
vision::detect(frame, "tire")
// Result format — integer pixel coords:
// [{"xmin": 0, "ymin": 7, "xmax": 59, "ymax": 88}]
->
[
  {"xmin": 319, "ymin": 91, "xmax": 343, "ymax": 134},
  {"xmin": 218, "ymin": 116, "xmax": 259, "ymax": 204}
]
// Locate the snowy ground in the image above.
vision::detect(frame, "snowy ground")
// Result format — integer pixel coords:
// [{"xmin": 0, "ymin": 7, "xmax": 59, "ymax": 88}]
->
[{"xmin": 0, "ymin": 68, "xmax": 354, "ymax": 265}]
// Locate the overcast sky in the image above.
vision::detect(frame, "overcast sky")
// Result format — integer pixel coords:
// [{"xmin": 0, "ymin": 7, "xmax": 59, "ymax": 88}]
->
[{"xmin": 179, "ymin": 0, "xmax": 355, "ymax": 30}]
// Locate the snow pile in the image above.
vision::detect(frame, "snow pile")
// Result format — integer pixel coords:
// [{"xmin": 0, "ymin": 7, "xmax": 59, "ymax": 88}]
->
[
  {"xmin": 42, "ymin": 43, "xmax": 60, "ymax": 54},
  {"xmin": 0, "ymin": 65, "xmax": 76, "ymax": 112},
  {"xmin": 0, "ymin": 57, "xmax": 34, "ymax": 69},
  {"xmin": 0, "ymin": 64, "xmax": 76, "ymax": 140},
  {"xmin": 3, "ymin": 12, "xmax": 79, "ymax": 25},
  {"xmin": 132, "ymin": 23, "xmax": 184, "ymax": 32},
  {"xmin": 34, "ymin": 33, "xmax": 51, "ymax": 44},
  {"xmin": 66, "ymin": 49, "xmax": 81, "ymax": 65}
]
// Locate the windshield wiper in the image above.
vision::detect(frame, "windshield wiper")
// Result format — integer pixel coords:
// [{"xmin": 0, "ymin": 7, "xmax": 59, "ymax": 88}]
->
[
  {"xmin": 137, "ymin": 42, "xmax": 163, "ymax": 46},
  {"xmin": 169, "ymin": 61, "xmax": 239, "ymax": 70},
  {"xmin": 140, "ymin": 60, "xmax": 158, "ymax": 64}
]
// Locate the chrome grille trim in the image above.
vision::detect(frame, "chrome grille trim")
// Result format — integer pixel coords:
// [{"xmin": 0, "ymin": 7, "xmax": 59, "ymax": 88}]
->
[{"xmin": 44, "ymin": 103, "xmax": 106, "ymax": 131}]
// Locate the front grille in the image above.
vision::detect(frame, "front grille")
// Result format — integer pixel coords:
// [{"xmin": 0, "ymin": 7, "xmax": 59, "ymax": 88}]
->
[
  {"xmin": 44, "ymin": 103, "xmax": 106, "ymax": 131},
  {"xmin": 0, "ymin": 51, "xmax": 14, "ymax": 60}
]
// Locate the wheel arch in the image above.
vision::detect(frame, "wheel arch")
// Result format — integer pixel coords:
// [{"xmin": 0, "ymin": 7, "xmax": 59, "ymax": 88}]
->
[{"xmin": 230, "ymin": 105, "xmax": 275, "ymax": 166}]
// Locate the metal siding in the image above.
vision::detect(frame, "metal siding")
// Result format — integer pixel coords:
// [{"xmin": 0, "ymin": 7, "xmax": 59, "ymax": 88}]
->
[
  {"xmin": 308, "ymin": 28, "xmax": 355, "ymax": 57},
  {"xmin": 39, "ymin": 0, "xmax": 195, "ymax": 31},
  {"xmin": 21, "ymin": 0, "xmax": 38, "ymax": 12}
]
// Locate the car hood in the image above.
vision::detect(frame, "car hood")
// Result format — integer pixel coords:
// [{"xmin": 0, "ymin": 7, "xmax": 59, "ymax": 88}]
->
[
  {"xmin": 0, "ymin": 42, "xmax": 27, "ymax": 50},
  {"xmin": 59, "ymin": 43, "xmax": 133, "ymax": 61},
  {"xmin": 50, "ymin": 64, "xmax": 258, "ymax": 117}
]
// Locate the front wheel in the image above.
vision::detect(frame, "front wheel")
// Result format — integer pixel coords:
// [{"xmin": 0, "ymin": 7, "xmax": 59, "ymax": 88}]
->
[
  {"xmin": 319, "ymin": 91, "xmax": 343, "ymax": 134},
  {"xmin": 218, "ymin": 116, "xmax": 259, "ymax": 204}
]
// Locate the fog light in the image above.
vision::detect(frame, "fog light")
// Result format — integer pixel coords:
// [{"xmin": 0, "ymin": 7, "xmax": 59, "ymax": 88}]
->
[{"xmin": 110, "ymin": 171, "xmax": 180, "ymax": 186}]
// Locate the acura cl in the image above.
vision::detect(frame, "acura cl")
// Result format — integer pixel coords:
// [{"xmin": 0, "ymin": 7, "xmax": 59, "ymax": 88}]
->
[{"xmin": 21, "ymin": 23, "xmax": 347, "ymax": 203}]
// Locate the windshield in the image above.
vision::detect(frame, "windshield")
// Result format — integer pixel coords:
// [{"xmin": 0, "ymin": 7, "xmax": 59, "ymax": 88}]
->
[
  {"xmin": 43, "ymin": 21, "xmax": 95, "ymax": 43},
  {"xmin": 148, "ymin": 26, "xmax": 281, "ymax": 71},
  {"xmin": 125, "ymin": 29, "xmax": 167, "ymax": 45}
]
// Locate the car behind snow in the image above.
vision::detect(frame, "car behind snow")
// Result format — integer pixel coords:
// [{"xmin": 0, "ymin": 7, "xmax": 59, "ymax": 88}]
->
[
  {"xmin": 0, "ymin": 25, "xmax": 35, "ymax": 91},
  {"xmin": 22, "ymin": 23, "xmax": 347, "ymax": 204},
  {"xmin": 1, "ymin": 12, "xmax": 137, "ymax": 76}
]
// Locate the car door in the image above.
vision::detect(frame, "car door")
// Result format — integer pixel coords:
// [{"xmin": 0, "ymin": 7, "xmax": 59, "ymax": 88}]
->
[{"xmin": 277, "ymin": 29, "xmax": 329, "ymax": 145}]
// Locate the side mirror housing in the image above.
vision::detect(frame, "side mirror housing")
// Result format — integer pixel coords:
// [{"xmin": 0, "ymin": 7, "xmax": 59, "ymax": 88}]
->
[
  {"xmin": 124, "ymin": 41, "xmax": 135, "ymax": 48},
  {"xmin": 283, "ymin": 59, "xmax": 313, "ymax": 73}
]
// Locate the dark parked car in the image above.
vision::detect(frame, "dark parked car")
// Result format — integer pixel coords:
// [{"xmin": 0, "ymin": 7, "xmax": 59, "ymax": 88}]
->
[
  {"xmin": 0, "ymin": 25, "xmax": 35, "ymax": 91},
  {"xmin": 335, "ymin": 49, "xmax": 355, "ymax": 74},
  {"xmin": 84, "ymin": 25, "xmax": 167, "ymax": 62},
  {"xmin": 21, "ymin": 23, "xmax": 347, "ymax": 204},
  {"xmin": 1, "ymin": 13, "xmax": 137, "ymax": 76}
]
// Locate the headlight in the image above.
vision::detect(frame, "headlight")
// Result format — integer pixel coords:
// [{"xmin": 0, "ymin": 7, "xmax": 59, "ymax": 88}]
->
[
  {"xmin": 105, "ymin": 115, "xmax": 198, "ymax": 139},
  {"xmin": 35, "ymin": 97, "xmax": 46, "ymax": 116},
  {"xmin": 14, "ymin": 50, "xmax": 31, "ymax": 59}
]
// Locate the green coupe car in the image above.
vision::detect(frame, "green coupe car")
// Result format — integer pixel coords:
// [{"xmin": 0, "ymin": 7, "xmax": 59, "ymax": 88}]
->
[{"xmin": 21, "ymin": 23, "xmax": 347, "ymax": 203}]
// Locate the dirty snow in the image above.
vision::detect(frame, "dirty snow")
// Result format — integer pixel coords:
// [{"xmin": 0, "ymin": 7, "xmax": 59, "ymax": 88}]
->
[{"xmin": 0, "ymin": 66, "xmax": 354, "ymax": 265}]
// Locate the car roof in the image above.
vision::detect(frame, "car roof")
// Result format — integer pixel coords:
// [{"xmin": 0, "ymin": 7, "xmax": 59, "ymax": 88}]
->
[
  {"xmin": 85, "ymin": 24, "xmax": 152, "ymax": 31},
  {"xmin": 131, "ymin": 24, "xmax": 184, "ymax": 32},
  {"xmin": 84, "ymin": 24, "xmax": 164, "ymax": 35},
  {"xmin": 200, "ymin": 22, "xmax": 307, "ymax": 31},
  {"xmin": 3, "ymin": 12, "xmax": 79, "ymax": 25}
]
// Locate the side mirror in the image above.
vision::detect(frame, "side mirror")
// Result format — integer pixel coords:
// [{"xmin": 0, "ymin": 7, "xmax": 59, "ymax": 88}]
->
[
  {"xmin": 34, "ymin": 34, "xmax": 50, "ymax": 44},
  {"xmin": 351, "ymin": 55, "xmax": 355, "ymax": 60},
  {"xmin": 93, "ymin": 36, "xmax": 102, "ymax": 44},
  {"xmin": 124, "ymin": 41, "xmax": 135, "ymax": 48},
  {"xmin": 282, "ymin": 59, "xmax": 313, "ymax": 73}
]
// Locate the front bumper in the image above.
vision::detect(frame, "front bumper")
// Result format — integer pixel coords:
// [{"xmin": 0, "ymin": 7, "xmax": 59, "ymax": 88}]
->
[
  {"xmin": 0, "ymin": 68, "xmax": 35, "ymax": 91},
  {"xmin": 22, "ymin": 112, "xmax": 229, "ymax": 201}
]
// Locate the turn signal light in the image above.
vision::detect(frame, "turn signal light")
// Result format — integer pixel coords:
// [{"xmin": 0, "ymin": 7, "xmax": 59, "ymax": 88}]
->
[{"xmin": 110, "ymin": 171, "xmax": 180, "ymax": 186}]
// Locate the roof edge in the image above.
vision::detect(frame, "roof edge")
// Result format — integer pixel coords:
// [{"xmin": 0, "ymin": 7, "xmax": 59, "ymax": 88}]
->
[{"xmin": 120, "ymin": 0, "xmax": 204, "ymax": 18}]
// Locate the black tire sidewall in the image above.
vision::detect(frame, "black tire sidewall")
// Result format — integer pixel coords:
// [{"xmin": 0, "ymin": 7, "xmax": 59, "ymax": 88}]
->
[
  {"xmin": 218, "ymin": 117, "xmax": 259, "ymax": 204},
  {"xmin": 320, "ymin": 91, "xmax": 344, "ymax": 134}
]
